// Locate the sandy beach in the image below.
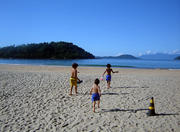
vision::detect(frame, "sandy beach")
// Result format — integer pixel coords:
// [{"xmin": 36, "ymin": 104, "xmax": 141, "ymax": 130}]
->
[{"xmin": 0, "ymin": 64, "xmax": 180, "ymax": 132}]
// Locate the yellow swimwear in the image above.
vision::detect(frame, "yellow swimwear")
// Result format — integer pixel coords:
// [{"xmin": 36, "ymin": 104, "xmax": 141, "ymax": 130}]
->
[{"xmin": 70, "ymin": 77, "xmax": 77, "ymax": 87}]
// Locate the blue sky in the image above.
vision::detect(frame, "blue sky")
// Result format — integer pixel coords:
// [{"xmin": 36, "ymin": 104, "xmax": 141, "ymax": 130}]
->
[{"xmin": 0, "ymin": 0, "xmax": 180, "ymax": 56}]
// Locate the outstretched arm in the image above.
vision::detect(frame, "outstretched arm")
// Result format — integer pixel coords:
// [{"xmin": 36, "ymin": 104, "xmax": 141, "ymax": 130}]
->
[{"xmin": 112, "ymin": 69, "xmax": 118, "ymax": 73}]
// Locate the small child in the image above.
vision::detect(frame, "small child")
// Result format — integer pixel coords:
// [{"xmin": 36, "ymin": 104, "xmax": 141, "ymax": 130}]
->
[
  {"xmin": 103, "ymin": 64, "xmax": 118, "ymax": 89},
  {"xmin": 69, "ymin": 63, "xmax": 81, "ymax": 95},
  {"xmin": 90, "ymin": 78, "xmax": 101, "ymax": 112}
]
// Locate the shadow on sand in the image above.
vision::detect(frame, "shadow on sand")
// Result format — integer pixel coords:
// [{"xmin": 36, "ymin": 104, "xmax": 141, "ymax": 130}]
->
[
  {"xmin": 114, "ymin": 86, "xmax": 149, "ymax": 89},
  {"xmin": 101, "ymin": 92, "xmax": 119, "ymax": 95},
  {"xmin": 102, "ymin": 108, "xmax": 179, "ymax": 116},
  {"xmin": 74, "ymin": 92, "xmax": 90, "ymax": 96},
  {"xmin": 77, "ymin": 92, "xmax": 129, "ymax": 96},
  {"xmin": 102, "ymin": 108, "xmax": 148, "ymax": 113},
  {"xmin": 101, "ymin": 92, "xmax": 129, "ymax": 95},
  {"xmin": 155, "ymin": 113, "xmax": 179, "ymax": 116}
]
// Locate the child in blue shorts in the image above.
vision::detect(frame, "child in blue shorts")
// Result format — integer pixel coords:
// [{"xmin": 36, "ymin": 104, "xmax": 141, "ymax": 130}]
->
[
  {"xmin": 102, "ymin": 64, "xmax": 118, "ymax": 89},
  {"xmin": 90, "ymin": 78, "xmax": 101, "ymax": 112}
]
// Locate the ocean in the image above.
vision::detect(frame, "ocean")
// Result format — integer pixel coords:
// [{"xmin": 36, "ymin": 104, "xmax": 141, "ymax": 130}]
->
[{"xmin": 0, "ymin": 58, "xmax": 179, "ymax": 69}]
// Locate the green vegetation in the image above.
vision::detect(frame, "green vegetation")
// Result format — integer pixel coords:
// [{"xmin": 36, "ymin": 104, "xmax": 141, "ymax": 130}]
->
[{"xmin": 0, "ymin": 41, "xmax": 95, "ymax": 59}]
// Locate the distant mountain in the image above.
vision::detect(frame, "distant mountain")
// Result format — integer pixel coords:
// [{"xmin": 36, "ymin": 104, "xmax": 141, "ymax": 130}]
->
[
  {"xmin": 175, "ymin": 56, "xmax": 180, "ymax": 60},
  {"xmin": 139, "ymin": 53, "xmax": 180, "ymax": 60},
  {"xmin": 96, "ymin": 54, "xmax": 138, "ymax": 59},
  {"xmin": 116, "ymin": 54, "xmax": 138, "ymax": 59},
  {"xmin": 0, "ymin": 41, "xmax": 95, "ymax": 59}
]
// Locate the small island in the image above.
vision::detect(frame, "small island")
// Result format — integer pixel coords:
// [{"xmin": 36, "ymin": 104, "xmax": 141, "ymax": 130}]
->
[
  {"xmin": 116, "ymin": 54, "xmax": 138, "ymax": 59},
  {"xmin": 96, "ymin": 54, "xmax": 138, "ymax": 59},
  {"xmin": 0, "ymin": 41, "xmax": 95, "ymax": 59}
]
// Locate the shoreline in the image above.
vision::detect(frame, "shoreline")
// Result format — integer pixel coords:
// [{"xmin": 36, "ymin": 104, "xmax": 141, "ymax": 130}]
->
[
  {"xmin": 0, "ymin": 63, "xmax": 180, "ymax": 70},
  {"xmin": 0, "ymin": 58, "xmax": 180, "ymax": 69}
]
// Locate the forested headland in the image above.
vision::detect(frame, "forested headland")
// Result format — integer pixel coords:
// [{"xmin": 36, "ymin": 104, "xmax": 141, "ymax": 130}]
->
[{"xmin": 0, "ymin": 41, "xmax": 95, "ymax": 59}]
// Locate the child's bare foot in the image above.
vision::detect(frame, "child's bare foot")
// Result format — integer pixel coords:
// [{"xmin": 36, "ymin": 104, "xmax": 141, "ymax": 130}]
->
[{"xmin": 69, "ymin": 93, "xmax": 72, "ymax": 96}]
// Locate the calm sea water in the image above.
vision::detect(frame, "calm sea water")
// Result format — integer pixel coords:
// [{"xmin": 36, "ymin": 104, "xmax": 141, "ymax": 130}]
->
[{"xmin": 0, "ymin": 58, "xmax": 180, "ymax": 69}]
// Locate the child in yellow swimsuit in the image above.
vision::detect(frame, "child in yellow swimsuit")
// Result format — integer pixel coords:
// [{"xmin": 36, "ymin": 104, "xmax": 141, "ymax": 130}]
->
[{"xmin": 69, "ymin": 63, "xmax": 80, "ymax": 95}]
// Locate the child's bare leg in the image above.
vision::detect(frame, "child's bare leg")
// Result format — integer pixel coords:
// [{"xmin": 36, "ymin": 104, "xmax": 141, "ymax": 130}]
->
[
  {"xmin": 93, "ymin": 101, "xmax": 96, "ymax": 112},
  {"xmin": 97, "ymin": 100, "xmax": 100, "ymax": 108},
  {"xmin": 75, "ymin": 85, "xmax": 77, "ymax": 94},
  {"xmin": 69, "ymin": 86, "xmax": 73, "ymax": 95},
  {"xmin": 107, "ymin": 81, "xmax": 110, "ymax": 88}
]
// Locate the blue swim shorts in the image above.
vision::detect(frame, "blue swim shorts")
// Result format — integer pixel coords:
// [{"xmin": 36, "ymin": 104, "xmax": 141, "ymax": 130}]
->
[
  {"xmin": 91, "ymin": 93, "xmax": 100, "ymax": 102},
  {"xmin": 106, "ymin": 75, "xmax": 111, "ymax": 81}
]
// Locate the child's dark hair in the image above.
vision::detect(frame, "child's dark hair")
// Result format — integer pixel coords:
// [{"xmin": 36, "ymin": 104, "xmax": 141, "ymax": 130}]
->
[
  {"xmin": 94, "ymin": 78, "xmax": 100, "ymax": 85},
  {"xmin": 72, "ymin": 63, "xmax": 78, "ymax": 68},
  {"xmin": 106, "ymin": 64, "xmax": 111, "ymax": 68}
]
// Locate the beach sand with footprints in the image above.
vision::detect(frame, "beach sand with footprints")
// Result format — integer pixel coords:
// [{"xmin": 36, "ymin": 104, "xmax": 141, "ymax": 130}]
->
[{"xmin": 0, "ymin": 64, "xmax": 180, "ymax": 132}]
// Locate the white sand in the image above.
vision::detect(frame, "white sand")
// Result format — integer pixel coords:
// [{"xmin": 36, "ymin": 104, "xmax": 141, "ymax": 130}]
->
[{"xmin": 0, "ymin": 64, "xmax": 180, "ymax": 132}]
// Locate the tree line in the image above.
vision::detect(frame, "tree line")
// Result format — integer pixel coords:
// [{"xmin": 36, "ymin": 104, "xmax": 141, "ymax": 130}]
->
[{"xmin": 0, "ymin": 41, "xmax": 95, "ymax": 59}]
